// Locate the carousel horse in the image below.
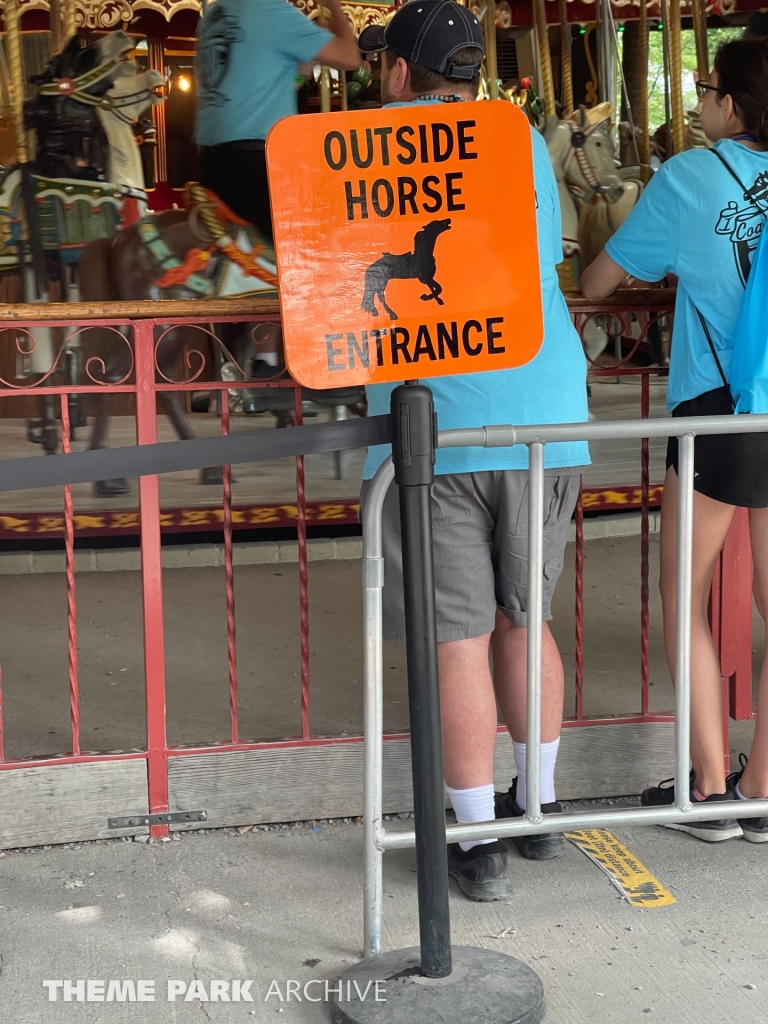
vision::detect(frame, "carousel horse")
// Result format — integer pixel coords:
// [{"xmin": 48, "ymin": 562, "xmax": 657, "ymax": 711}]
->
[
  {"xmin": 77, "ymin": 195, "xmax": 280, "ymax": 493},
  {"xmin": 79, "ymin": 192, "xmax": 365, "ymax": 493},
  {"xmin": 19, "ymin": 30, "xmax": 273, "ymax": 483},
  {"xmin": 0, "ymin": 34, "xmax": 156, "ymax": 277},
  {"xmin": 544, "ymin": 104, "xmax": 653, "ymax": 362},
  {"xmin": 14, "ymin": 34, "xmax": 164, "ymax": 455},
  {"xmin": 66, "ymin": 47, "xmax": 362, "ymax": 492},
  {"xmin": 96, "ymin": 68, "xmax": 166, "ymax": 202},
  {"xmin": 26, "ymin": 30, "xmax": 136, "ymax": 181},
  {"xmin": 543, "ymin": 103, "xmax": 642, "ymax": 266}
]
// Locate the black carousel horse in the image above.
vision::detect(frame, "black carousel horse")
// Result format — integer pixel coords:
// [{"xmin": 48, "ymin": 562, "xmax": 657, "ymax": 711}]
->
[{"xmin": 25, "ymin": 30, "xmax": 134, "ymax": 181}]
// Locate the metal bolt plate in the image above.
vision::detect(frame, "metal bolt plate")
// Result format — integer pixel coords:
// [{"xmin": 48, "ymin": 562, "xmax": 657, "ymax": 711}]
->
[{"xmin": 108, "ymin": 810, "xmax": 207, "ymax": 829}]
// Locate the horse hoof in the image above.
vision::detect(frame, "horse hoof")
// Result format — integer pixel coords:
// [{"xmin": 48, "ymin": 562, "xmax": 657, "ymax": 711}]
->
[
  {"xmin": 95, "ymin": 478, "xmax": 129, "ymax": 497},
  {"xmin": 200, "ymin": 467, "xmax": 224, "ymax": 486}
]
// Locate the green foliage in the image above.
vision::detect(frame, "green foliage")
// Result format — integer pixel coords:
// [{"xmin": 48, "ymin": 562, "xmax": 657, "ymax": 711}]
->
[{"xmin": 646, "ymin": 26, "xmax": 743, "ymax": 131}]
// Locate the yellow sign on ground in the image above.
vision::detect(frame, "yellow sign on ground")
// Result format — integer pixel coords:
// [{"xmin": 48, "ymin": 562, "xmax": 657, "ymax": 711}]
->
[
  {"xmin": 566, "ymin": 829, "xmax": 676, "ymax": 908},
  {"xmin": 267, "ymin": 101, "xmax": 543, "ymax": 389}
]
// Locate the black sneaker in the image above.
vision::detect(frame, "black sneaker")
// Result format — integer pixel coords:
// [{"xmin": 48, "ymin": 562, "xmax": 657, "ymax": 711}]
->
[
  {"xmin": 446, "ymin": 840, "xmax": 513, "ymax": 902},
  {"xmin": 641, "ymin": 772, "xmax": 742, "ymax": 842},
  {"xmin": 727, "ymin": 753, "xmax": 768, "ymax": 844},
  {"xmin": 494, "ymin": 778, "xmax": 565, "ymax": 860},
  {"xmin": 640, "ymin": 775, "xmax": 678, "ymax": 807}
]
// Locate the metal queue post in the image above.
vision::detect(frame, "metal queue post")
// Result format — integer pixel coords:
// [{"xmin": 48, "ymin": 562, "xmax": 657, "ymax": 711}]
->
[
  {"xmin": 332, "ymin": 384, "xmax": 545, "ymax": 1024},
  {"xmin": 389, "ymin": 383, "xmax": 451, "ymax": 979}
]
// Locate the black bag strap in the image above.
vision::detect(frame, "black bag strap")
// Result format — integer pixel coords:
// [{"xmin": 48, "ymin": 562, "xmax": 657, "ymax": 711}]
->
[
  {"xmin": 711, "ymin": 147, "xmax": 768, "ymax": 221},
  {"xmin": 694, "ymin": 149, "xmax": 763, "ymax": 412},
  {"xmin": 696, "ymin": 305, "xmax": 733, "ymax": 389},
  {"xmin": 711, "ymin": 147, "xmax": 751, "ymax": 195},
  {"xmin": 696, "ymin": 305, "xmax": 737, "ymax": 409}
]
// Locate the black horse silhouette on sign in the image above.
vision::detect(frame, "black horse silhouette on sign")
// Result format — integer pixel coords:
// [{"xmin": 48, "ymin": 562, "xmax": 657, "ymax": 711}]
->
[{"xmin": 361, "ymin": 218, "xmax": 452, "ymax": 320}]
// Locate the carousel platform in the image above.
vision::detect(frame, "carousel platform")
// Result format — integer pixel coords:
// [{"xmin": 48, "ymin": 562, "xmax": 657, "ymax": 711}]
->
[{"xmin": 0, "ymin": 379, "xmax": 670, "ymax": 541}]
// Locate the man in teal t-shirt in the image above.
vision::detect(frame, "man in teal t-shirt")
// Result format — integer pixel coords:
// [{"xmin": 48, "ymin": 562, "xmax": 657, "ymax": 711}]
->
[
  {"xmin": 357, "ymin": 0, "xmax": 589, "ymax": 904},
  {"xmin": 195, "ymin": 0, "xmax": 359, "ymax": 238}
]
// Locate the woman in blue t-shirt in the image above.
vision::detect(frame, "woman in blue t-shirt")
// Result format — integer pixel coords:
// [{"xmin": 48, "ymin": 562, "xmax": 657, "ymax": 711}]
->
[{"xmin": 582, "ymin": 39, "xmax": 768, "ymax": 842}]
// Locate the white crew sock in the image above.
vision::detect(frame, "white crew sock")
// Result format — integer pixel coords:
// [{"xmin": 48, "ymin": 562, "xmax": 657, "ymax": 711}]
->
[
  {"xmin": 445, "ymin": 782, "xmax": 497, "ymax": 853},
  {"xmin": 512, "ymin": 738, "xmax": 561, "ymax": 811}
]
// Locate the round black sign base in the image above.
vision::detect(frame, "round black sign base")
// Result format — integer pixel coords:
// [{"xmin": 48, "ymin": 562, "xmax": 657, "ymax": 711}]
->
[{"xmin": 330, "ymin": 945, "xmax": 545, "ymax": 1024}]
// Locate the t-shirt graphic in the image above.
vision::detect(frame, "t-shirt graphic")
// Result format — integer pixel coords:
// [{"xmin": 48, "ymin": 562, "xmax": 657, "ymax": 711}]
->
[
  {"xmin": 197, "ymin": 6, "xmax": 245, "ymax": 108},
  {"xmin": 194, "ymin": 0, "xmax": 331, "ymax": 146},
  {"xmin": 715, "ymin": 170, "xmax": 768, "ymax": 286}
]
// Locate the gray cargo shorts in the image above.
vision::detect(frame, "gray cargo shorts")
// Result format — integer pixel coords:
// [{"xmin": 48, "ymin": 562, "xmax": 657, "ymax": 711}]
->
[{"xmin": 360, "ymin": 469, "xmax": 582, "ymax": 643}]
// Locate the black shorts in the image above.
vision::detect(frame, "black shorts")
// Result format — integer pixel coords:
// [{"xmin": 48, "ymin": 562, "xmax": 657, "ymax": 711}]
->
[
  {"xmin": 199, "ymin": 141, "xmax": 272, "ymax": 241},
  {"xmin": 666, "ymin": 385, "xmax": 768, "ymax": 507}
]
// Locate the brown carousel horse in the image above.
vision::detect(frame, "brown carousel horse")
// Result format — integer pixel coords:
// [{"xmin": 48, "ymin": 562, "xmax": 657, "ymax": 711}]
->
[
  {"xmin": 78, "ymin": 192, "xmax": 366, "ymax": 494},
  {"xmin": 77, "ymin": 200, "xmax": 284, "ymax": 493}
]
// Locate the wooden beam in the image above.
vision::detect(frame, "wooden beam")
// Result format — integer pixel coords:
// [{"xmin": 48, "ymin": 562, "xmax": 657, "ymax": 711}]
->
[
  {"xmin": 5, "ymin": 0, "xmax": 28, "ymax": 164},
  {"xmin": 638, "ymin": 0, "xmax": 652, "ymax": 183},
  {"xmin": 165, "ymin": 722, "xmax": 676, "ymax": 830},
  {"xmin": 0, "ymin": 297, "xmax": 281, "ymax": 321},
  {"xmin": 0, "ymin": 292, "xmax": 675, "ymax": 321},
  {"xmin": 667, "ymin": 0, "xmax": 686, "ymax": 155},
  {"xmin": 559, "ymin": 0, "xmax": 574, "ymax": 113},
  {"xmin": 533, "ymin": 0, "xmax": 556, "ymax": 116},
  {"xmin": 484, "ymin": 0, "xmax": 499, "ymax": 99},
  {"xmin": 691, "ymin": 0, "xmax": 710, "ymax": 79}
]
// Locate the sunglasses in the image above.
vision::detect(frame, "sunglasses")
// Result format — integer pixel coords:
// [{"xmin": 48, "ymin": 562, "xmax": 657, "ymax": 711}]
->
[{"xmin": 695, "ymin": 80, "xmax": 721, "ymax": 99}]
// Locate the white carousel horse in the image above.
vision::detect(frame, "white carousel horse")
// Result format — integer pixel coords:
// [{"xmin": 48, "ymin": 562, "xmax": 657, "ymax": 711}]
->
[
  {"xmin": 544, "ymin": 104, "xmax": 644, "ymax": 361},
  {"xmin": 97, "ymin": 67, "xmax": 166, "ymax": 199},
  {"xmin": 543, "ymin": 103, "xmax": 642, "ymax": 265}
]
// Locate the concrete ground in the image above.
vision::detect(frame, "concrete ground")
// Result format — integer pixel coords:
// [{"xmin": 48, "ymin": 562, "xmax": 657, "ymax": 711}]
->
[{"xmin": 1, "ymin": 817, "xmax": 767, "ymax": 1023}]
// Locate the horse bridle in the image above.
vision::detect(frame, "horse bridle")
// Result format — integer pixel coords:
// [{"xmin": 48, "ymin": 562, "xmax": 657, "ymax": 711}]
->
[
  {"xmin": 37, "ymin": 55, "xmax": 127, "ymax": 105},
  {"xmin": 100, "ymin": 85, "xmax": 165, "ymax": 124},
  {"xmin": 36, "ymin": 54, "xmax": 163, "ymax": 122},
  {"xmin": 562, "ymin": 120, "xmax": 610, "ymax": 197}
]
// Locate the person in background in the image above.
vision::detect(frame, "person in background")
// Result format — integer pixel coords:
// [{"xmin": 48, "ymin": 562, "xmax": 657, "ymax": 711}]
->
[
  {"xmin": 358, "ymin": 0, "xmax": 589, "ymax": 901},
  {"xmin": 581, "ymin": 39, "xmax": 768, "ymax": 843},
  {"xmin": 195, "ymin": 0, "xmax": 360, "ymax": 239}
]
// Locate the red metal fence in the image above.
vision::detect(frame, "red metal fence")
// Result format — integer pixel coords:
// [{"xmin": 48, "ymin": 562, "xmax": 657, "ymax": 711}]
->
[{"xmin": 0, "ymin": 294, "xmax": 753, "ymax": 840}]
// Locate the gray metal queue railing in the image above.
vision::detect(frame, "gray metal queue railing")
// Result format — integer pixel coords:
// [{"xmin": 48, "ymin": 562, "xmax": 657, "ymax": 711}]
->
[{"xmin": 362, "ymin": 413, "xmax": 768, "ymax": 959}]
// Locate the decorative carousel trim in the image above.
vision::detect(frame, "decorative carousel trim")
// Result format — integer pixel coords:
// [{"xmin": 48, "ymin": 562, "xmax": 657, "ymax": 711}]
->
[
  {"xmin": 0, "ymin": 0, "xmax": 395, "ymax": 27},
  {"xmin": 539, "ymin": 0, "xmax": 736, "ymax": 11},
  {"xmin": 297, "ymin": 0, "xmax": 393, "ymax": 31}
]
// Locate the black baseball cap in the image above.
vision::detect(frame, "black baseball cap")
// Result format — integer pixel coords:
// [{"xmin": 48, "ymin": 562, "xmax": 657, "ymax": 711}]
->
[{"xmin": 358, "ymin": 0, "xmax": 484, "ymax": 81}]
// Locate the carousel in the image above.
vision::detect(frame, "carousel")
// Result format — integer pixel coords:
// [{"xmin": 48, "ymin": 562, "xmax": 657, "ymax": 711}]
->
[{"xmin": 0, "ymin": 0, "xmax": 758, "ymax": 539}]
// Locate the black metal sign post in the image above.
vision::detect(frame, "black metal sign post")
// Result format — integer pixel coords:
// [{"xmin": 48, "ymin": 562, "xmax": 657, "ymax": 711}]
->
[
  {"xmin": 332, "ymin": 384, "xmax": 545, "ymax": 1024},
  {"xmin": 391, "ymin": 382, "xmax": 451, "ymax": 978}
]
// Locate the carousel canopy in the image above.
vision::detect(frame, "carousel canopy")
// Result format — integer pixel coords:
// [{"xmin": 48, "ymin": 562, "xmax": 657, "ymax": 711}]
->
[
  {"xmin": 0, "ymin": 0, "xmax": 762, "ymax": 32},
  {"xmin": 0, "ymin": 0, "xmax": 395, "ymax": 32}
]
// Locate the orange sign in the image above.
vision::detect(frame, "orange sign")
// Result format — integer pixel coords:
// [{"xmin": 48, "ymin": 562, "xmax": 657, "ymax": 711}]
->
[{"xmin": 267, "ymin": 101, "xmax": 542, "ymax": 389}]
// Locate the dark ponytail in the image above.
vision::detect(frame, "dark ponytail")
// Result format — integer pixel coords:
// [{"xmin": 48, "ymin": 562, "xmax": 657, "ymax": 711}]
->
[{"xmin": 714, "ymin": 38, "xmax": 768, "ymax": 145}]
